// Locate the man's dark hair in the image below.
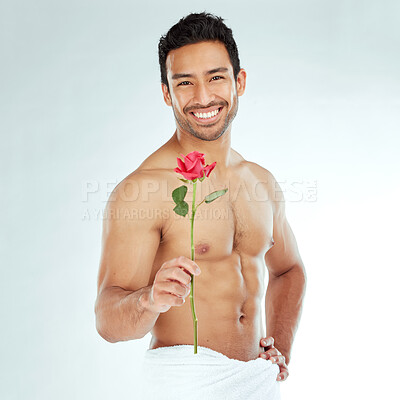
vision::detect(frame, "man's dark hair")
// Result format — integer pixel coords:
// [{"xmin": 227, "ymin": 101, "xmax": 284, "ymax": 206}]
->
[{"xmin": 158, "ymin": 12, "xmax": 241, "ymax": 89}]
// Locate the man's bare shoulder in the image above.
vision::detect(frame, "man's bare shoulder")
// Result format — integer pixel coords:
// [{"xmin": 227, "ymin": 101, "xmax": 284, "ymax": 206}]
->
[
  {"xmin": 111, "ymin": 142, "xmax": 178, "ymax": 201},
  {"xmin": 136, "ymin": 138, "xmax": 179, "ymax": 172},
  {"xmin": 232, "ymin": 153, "xmax": 284, "ymax": 206},
  {"xmin": 231, "ymin": 150, "xmax": 276, "ymax": 185},
  {"xmin": 104, "ymin": 167, "xmax": 170, "ymax": 233},
  {"xmin": 244, "ymin": 160, "xmax": 275, "ymax": 184}
]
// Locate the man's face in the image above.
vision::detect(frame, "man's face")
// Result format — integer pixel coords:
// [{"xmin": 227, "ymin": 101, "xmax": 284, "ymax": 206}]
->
[{"xmin": 162, "ymin": 41, "xmax": 246, "ymax": 141}]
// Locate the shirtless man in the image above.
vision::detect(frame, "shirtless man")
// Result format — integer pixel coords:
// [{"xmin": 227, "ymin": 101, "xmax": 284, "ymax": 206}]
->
[{"xmin": 94, "ymin": 12, "xmax": 306, "ymax": 384}]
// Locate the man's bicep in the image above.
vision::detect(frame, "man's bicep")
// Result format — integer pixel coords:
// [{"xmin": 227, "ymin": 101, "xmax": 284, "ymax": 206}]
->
[
  {"xmin": 265, "ymin": 213, "xmax": 303, "ymax": 277},
  {"xmin": 264, "ymin": 177, "xmax": 304, "ymax": 277},
  {"xmin": 97, "ymin": 191, "xmax": 162, "ymax": 295}
]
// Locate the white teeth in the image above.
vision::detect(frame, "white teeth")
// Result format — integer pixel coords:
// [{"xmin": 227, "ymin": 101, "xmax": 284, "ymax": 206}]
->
[{"xmin": 193, "ymin": 108, "xmax": 220, "ymax": 119}]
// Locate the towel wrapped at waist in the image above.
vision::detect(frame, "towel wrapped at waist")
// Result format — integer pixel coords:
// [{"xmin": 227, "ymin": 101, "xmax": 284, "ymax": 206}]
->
[{"xmin": 137, "ymin": 344, "xmax": 281, "ymax": 400}]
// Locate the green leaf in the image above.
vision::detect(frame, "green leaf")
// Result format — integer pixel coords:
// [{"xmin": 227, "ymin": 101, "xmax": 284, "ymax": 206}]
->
[
  {"xmin": 173, "ymin": 201, "xmax": 189, "ymax": 216},
  {"xmin": 178, "ymin": 178, "xmax": 190, "ymax": 184},
  {"xmin": 205, "ymin": 188, "xmax": 228, "ymax": 204},
  {"xmin": 172, "ymin": 185, "xmax": 188, "ymax": 204}
]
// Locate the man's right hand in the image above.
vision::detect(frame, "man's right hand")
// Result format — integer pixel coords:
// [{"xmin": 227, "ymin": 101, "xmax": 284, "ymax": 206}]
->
[{"xmin": 144, "ymin": 256, "xmax": 201, "ymax": 313}]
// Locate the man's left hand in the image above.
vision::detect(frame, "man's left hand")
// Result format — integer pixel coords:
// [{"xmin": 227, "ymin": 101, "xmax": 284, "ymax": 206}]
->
[{"xmin": 258, "ymin": 336, "xmax": 289, "ymax": 382}]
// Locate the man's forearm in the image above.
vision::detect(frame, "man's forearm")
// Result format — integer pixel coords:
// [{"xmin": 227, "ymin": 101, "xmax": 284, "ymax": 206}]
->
[
  {"xmin": 95, "ymin": 285, "xmax": 160, "ymax": 343},
  {"xmin": 265, "ymin": 264, "xmax": 307, "ymax": 365}
]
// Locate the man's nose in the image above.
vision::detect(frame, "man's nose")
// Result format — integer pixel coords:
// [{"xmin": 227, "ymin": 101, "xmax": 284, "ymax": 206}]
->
[{"xmin": 193, "ymin": 82, "xmax": 215, "ymax": 106}]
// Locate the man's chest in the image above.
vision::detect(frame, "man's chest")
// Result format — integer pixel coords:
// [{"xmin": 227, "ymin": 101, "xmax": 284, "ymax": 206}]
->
[{"xmin": 160, "ymin": 177, "xmax": 274, "ymax": 260}]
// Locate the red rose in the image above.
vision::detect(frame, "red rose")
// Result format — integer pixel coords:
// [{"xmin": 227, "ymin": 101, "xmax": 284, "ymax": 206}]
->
[{"xmin": 174, "ymin": 151, "xmax": 217, "ymax": 181}]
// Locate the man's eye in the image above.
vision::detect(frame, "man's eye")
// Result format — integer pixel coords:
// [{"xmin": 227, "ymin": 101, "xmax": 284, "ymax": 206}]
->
[
  {"xmin": 211, "ymin": 76, "xmax": 224, "ymax": 81},
  {"xmin": 178, "ymin": 81, "xmax": 191, "ymax": 86}
]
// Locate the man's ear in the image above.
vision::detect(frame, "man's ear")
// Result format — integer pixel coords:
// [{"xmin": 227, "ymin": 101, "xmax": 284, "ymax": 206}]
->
[
  {"xmin": 236, "ymin": 69, "xmax": 247, "ymax": 97},
  {"xmin": 162, "ymin": 83, "xmax": 172, "ymax": 106}
]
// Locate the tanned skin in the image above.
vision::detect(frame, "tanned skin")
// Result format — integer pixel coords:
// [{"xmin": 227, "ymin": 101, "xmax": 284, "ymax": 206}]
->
[{"xmin": 95, "ymin": 40, "xmax": 307, "ymax": 382}]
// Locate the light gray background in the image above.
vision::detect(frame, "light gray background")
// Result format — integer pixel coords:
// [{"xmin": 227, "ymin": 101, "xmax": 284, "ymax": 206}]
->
[{"xmin": 1, "ymin": 0, "xmax": 399, "ymax": 399}]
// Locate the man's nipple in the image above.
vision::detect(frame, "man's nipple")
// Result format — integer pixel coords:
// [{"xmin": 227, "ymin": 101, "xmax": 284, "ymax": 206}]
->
[{"xmin": 195, "ymin": 243, "xmax": 210, "ymax": 255}]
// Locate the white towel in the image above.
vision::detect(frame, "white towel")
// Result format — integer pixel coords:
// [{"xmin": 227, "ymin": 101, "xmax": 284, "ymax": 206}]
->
[{"xmin": 137, "ymin": 344, "xmax": 281, "ymax": 400}]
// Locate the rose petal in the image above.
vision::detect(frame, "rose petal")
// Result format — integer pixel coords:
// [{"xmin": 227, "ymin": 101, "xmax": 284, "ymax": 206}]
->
[
  {"xmin": 176, "ymin": 157, "xmax": 186, "ymax": 172},
  {"xmin": 193, "ymin": 159, "xmax": 207, "ymax": 178},
  {"xmin": 203, "ymin": 162, "xmax": 217, "ymax": 177},
  {"xmin": 186, "ymin": 158, "xmax": 202, "ymax": 172},
  {"xmin": 185, "ymin": 153, "xmax": 195, "ymax": 163},
  {"xmin": 180, "ymin": 170, "xmax": 200, "ymax": 180},
  {"xmin": 176, "ymin": 152, "xmax": 212, "ymax": 180},
  {"xmin": 186, "ymin": 151, "xmax": 204, "ymax": 162}
]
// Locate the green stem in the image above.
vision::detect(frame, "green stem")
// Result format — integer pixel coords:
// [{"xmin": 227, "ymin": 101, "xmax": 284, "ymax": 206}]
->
[
  {"xmin": 190, "ymin": 181, "xmax": 198, "ymax": 354},
  {"xmin": 194, "ymin": 198, "xmax": 205, "ymax": 213}
]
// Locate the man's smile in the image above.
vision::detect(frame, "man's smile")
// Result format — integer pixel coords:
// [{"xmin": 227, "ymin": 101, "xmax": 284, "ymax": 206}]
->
[{"xmin": 189, "ymin": 106, "xmax": 223, "ymax": 124}]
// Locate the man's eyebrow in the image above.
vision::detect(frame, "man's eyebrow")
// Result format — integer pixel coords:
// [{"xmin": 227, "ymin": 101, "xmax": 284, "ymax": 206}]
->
[
  {"xmin": 206, "ymin": 67, "xmax": 229, "ymax": 75},
  {"xmin": 171, "ymin": 67, "xmax": 229, "ymax": 80},
  {"xmin": 171, "ymin": 72, "xmax": 194, "ymax": 80}
]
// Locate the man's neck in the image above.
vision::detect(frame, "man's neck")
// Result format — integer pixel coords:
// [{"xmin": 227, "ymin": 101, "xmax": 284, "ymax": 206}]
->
[{"xmin": 170, "ymin": 128, "xmax": 232, "ymax": 172}]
